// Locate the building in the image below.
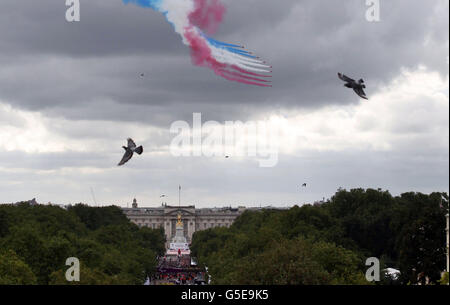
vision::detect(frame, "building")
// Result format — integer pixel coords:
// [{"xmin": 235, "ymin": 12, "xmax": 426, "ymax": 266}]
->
[{"xmin": 122, "ymin": 199, "xmax": 246, "ymax": 246}]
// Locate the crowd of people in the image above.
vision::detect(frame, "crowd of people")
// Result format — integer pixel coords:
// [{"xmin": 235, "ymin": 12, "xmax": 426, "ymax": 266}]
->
[
  {"xmin": 148, "ymin": 254, "xmax": 207, "ymax": 285},
  {"xmin": 150, "ymin": 271, "xmax": 206, "ymax": 285},
  {"xmin": 157, "ymin": 254, "xmax": 191, "ymax": 269}
]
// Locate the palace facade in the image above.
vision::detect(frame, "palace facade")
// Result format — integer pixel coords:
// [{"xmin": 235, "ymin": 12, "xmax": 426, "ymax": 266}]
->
[{"xmin": 122, "ymin": 199, "xmax": 246, "ymax": 245}]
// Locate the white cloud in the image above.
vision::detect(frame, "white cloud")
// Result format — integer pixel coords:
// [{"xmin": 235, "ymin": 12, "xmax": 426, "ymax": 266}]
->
[
  {"xmin": 262, "ymin": 66, "xmax": 449, "ymax": 155},
  {"xmin": 0, "ymin": 100, "xmax": 168, "ymax": 154},
  {"xmin": 0, "ymin": 102, "xmax": 67, "ymax": 153}
]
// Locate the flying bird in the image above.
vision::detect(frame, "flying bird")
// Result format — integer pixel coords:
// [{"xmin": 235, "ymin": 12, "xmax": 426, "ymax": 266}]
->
[
  {"xmin": 118, "ymin": 138, "xmax": 143, "ymax": 166},
  {"xmin": 338, "ymin": 73, "xmax": 368, "ymax": 100},
  {"xmin": 123, "ymin": 0, "xmax": 272, "ymax": 87},
  {"xmin": 302, "ymin": 183, "xmax": 307, "ymax": 187}
]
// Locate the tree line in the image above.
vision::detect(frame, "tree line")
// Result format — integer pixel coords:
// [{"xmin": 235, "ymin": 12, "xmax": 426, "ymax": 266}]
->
[
  {"xmin": 1, "ymin": 189, "xmax": 448, "ymax": 285},
  {"xmin": 190, "ymin": 189, "xmax": 449, "ymax": 285},
  {"xmin": 0, "ymin": 203, "xmax": 165, "ymax": 285}
]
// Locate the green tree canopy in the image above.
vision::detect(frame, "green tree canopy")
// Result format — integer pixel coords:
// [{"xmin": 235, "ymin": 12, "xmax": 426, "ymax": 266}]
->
[{"xmin": 0, "ymin": 203, "xmax": 165, "ymax": 285}]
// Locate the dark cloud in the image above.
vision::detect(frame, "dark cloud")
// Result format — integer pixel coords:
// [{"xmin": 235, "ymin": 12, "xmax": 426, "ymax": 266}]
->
[
  {"xmin": 0, "ymin": 0, "xmax": 447, "ymax": 126},
  {"xmin": 0, "ymin": 0, "xmax": 181, "ymax": 57},
  {"xmin": 0, "ymin": 0, "xmax": 448, "ymax": 205},
  {"xmin": 0, "ymin": 150, "xmax": 111, "ymax": 170}
]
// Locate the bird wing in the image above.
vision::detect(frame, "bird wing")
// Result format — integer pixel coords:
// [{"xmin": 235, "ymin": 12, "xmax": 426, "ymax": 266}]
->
[
  {"xmin": 127, "ymin": 138, "xmax": 137, "ymax": 149},
  {"xmin": 353, "ymin": 87, "xmax": 368, "ymax": 100},
  {"xmin": 338, "ymin": 73, "xmax": 355, "ymax": 83},
  {"xmin": 124, "ymin": 0, "xmax": 272, "ymax": 87},
  {"xmin": 118, "ymin": 150, "xmax": 133, "ymax": 166}
]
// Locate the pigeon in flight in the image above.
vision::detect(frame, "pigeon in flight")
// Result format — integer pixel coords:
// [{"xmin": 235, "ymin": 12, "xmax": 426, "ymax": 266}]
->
[
  {"xmin": 118, "ymin": 138, "xmax": 143, "ymax": 166},
  {"xmin": 302, "ymin": 183, "xmax": 307, "ymax": 187},
  {"xmin": 338, "ymin": 73, "xmax": 368, "ymax": 100}
]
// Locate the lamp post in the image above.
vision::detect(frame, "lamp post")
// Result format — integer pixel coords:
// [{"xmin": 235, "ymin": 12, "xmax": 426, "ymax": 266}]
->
[
  {"xmin": 442, "ymin": 194, "xmax": 449, "ymax": 275},
  {"xmin": 446, "ymin": 212, "xmax": 449, "ymax": 274},
  {"xmin": 160, "ymin": 195, "xmax": 166, "ymax": 206}
]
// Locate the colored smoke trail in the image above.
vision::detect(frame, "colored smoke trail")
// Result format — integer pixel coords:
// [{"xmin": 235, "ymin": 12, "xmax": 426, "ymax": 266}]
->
[
  {"xmin": 123, "ymin": 0, "xmax": 272, "ymax": 87},
  {"xmin": 189, "ymin": 0, "xmax": 225, "ymax": 35}
]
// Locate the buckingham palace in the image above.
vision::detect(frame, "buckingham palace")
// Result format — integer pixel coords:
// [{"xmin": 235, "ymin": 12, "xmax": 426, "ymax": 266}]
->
[{"xmin": 122, "ymin": 199, "xmax": 246, "ymax": 245}]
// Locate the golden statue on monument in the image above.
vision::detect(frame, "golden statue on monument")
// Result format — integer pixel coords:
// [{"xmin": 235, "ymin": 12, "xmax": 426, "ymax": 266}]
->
[{"xmin": 176, "ymin": 213, "xmax": 183, "ymax": 227}]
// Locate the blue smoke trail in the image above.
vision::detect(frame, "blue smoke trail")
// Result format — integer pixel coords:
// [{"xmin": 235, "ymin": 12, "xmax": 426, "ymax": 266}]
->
[
  {"xmin": 205, "ymin": 36, "xmax": 242, "ymax": 49},
  {"xmin": 122, "ymin": 0, "xmax": 162, "ymax": 11},
  {"xmin": 206, "ymin": 37, "xmax": 258, "ymax": 59},
  {"xmin": 123, "ymin": 1, "xmax": 257, "ymax": 59},
  {"xmin": 122, "ymin": 0, "xmax": 272, "ymax": 86},
  {"xmin": 123, "ymin": 0, "xmax": 175, "ymax": 28}
]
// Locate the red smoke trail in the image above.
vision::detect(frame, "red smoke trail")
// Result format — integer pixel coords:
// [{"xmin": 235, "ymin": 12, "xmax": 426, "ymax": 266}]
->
[
  {"xmin": 220, "ymin": 69, "xmax": 272, "ymax": 84},
  {"xmin": 231, "ymin": 65, "xmax": 272, "ymax": 78},
  {"xmin": 188, "ymin": 0, "xmax": 226, "ymax": 35},
  {"xmin": 184, "ymin": 1, "xmax": 271, "ymax": 87},
  {"xmin": 184, "ymin": 27, "xmax": 225, "ymax": 70},
  {"xmin": 219, "ymin": 69, "xmax": 272, "ymax": 87},
  {"xmin": 185, "ymin": 28, "xmax": 271, "ymax": 87}
]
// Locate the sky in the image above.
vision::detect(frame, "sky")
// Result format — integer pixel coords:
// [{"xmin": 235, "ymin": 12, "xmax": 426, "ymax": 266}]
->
[{"xmin": 0, "ymin": 0, "xmax": 448, "ymax": 208}]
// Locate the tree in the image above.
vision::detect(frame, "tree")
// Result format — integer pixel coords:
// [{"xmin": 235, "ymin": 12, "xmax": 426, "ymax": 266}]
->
[
  {"xmin": 0, "ymin": 249, "xmax": 37, "ymax": 285},
  {"xmin": 392, "ymin": 192, "xmax": 447, "ymax": 284},
  {"xmin": 0, "ymin": 209, "xmax": 10, "ymax": 238},
  {"xmin": 0, "ymin": 203, "xmax": 165, "ymax": 285}
]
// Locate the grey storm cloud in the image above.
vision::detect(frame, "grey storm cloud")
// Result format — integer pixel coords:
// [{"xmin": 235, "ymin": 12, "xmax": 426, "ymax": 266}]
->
[
  {"xmin": 0, "ymin": 0, "xmax": 448, "ymax": 205},
  {"xmin": 0, "ymin": 150, "xmax": 111, "ymax": 170},
  {"xmin": 0, "ymin": 0, "xmax": 447, "ymax": 126}
]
